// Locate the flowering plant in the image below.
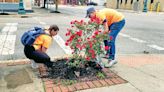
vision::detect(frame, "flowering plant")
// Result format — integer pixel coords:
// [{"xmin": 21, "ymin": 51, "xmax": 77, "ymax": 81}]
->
[{"xmin": 65, "ymin": 18, "xmax": 109, "ymax": 68}]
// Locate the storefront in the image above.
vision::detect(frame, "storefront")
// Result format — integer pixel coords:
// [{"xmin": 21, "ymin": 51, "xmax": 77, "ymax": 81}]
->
[{"xmin": 0, "ymin": 0, "xmax": 32, "ymax": 12}]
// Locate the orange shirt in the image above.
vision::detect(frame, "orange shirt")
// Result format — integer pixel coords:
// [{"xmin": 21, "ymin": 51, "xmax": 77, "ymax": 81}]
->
[
  {"xmin": 33, "ymin": 33, "xmax": 52, "ymax": 50},
  {"xmin": 96, "ymin": 8, "xmax": 124, "ymax": 26}
]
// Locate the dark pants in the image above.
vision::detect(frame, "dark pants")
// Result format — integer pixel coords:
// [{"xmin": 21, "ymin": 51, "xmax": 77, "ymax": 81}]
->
[
  {"xmin": 24, "ymin": 45, "xmax": 53, "ymax": 68},
  {"xmin": 104, "ymin": 19, "xmax": 125, "ymax": 60}
]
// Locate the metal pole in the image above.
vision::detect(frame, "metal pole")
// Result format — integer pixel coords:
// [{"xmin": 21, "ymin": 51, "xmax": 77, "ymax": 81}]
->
[
  {"xmin": 143, "ymin": 0, "xmax": 148, "ymax": 12},
  {"xmin": 1, "ymin": 0, "xmax": 4, "ymax": 13},
  {"xmin": 18, "ymin": 0, "xmax": 26, "ymax": 14},
  {"xmin": 46, "ymin": 0, "xmax": 49, "ymax": 9}
]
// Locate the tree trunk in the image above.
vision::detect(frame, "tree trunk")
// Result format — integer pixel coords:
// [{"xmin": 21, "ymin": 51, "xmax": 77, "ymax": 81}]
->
[
  {"xmin": 55, "ymin": 0, "xmax": 58, "ymax": 11},
  {"xmin": 117, "ymin": 0, "xmax": 119, "ymax": 9},
  {"xmin": 50, "ymin": 0, "xmax": 60, "ymax": 13}
]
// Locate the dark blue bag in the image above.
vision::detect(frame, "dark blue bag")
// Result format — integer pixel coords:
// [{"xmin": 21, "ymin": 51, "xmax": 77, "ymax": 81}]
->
[{"xmin": 21, "ymin": 27, "xmax": 45, "ymax": 46}]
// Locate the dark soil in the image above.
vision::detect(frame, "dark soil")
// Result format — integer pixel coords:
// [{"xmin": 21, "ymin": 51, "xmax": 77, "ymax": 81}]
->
[{"xmin": 47, "ymin": 59, "xmax": 107, "ymax": 82}]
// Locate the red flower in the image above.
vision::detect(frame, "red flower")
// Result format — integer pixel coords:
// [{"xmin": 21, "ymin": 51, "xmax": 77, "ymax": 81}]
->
[
  {"xmin": 87, "ymin": 37, "xmax": 90, "ymax": 41},
  {"xmin": 80, "ymin": 20, "xmax": 84, "ymax": 23},
  {"xmin": 76, "ymin": 30, "xmax": 82, "ymax": 36},
  {"xmin": 95, "ymin": 17, "xmax": 101, "ymax": 24},
  {"xmin": 65, "ymin": 31, "xmax": 71, "ymax": 36},
  {"xmin": 70, "ymin": 21, "xmax": 73, "ymax": 24},
  {"xmin": 94, "ymin": 30, "xmax": 99, "ymax": 35},
  {"xmin": 82, "ymin": 44, "xmax": 86, "ymax": 48},
  {"xmin": 69, "ymin": 35, "xmax": 75, "ymax": 41},
  {"xmin": 89, "ymin": 42, "xmax": 93, "ymax": 48},
  {"xmin": 65, "ymin": 42, "xmax": 69, "ymax": 46},
  {"xmin": 66, "ymin": 39, "xmax": 70, "ymax": 42},
  {"xmin": 74, "ymin": 20, "xmax": 78, "ymax": 23},
  {"xmin": 85, "ymin": 57, "xmax": 90, "ymax": 61},
  {"xmin": 77, "ymin": 38, "xmax": 82, "ymax": 42},
  {"xmin": 90, "ymin": 18, "xmax": 94, "ymax": 22},
  {"xmin": 80, "ymin": 46, "xmax": 83, "ymax": 50},
  {"xmin": 89, "ymin": 49, "xmax": 95, "ymax": 54},
  {"xmin": 92, "ymin": 35, "xmax": 96, "ymax": 38},
  {"xmin": 110, "ymin": 36, "xmax": 113, "ymax": 40},
  {"xmin": 76, "ymin": 44, "xmax": 81, "ymax": 48},
  {"xmin": 92, "ymin": 54, "xmax": 96, "ymax": 59},
  {"xmin": 105, "ymin": 46, "xmax": 109, "ymax": 50}
]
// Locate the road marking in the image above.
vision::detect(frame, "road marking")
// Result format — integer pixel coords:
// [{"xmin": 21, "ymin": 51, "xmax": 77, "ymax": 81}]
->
[
  {"xmin": 39, "ymin": 22, "xmax": 46, "ymax": 25},
  {"xmin": 1, "ymin": 26, "xmax": 10, "ymax": 34},
  {"xmin": 0, "ymin": 35, "xmax": 7, "ymax": 54},
  {"xmin": 1, "ymin": 23, "xmax": 18, "ymax": 34},
  {"xmin": 147, "ymin": 44, "xmax": 164, "ymax": 50},
  {"xmin": 0, "ymin": 23, "xmax": 17, "ymax": 55},
  {"xmin": 119, "ymin": 33, "xmax": 164, "ymax": 51},
  {"xmin": 129, "ymin": 37, "xmax": 147, "ymax": 43},
  {"xmin": 119, "ymin": 33, "xmax": 131, "ymax": 38},
  {"xmin": 1, "ymin": 35, "xmax": 16, "ymax": 55},
  {"xmin": 53, "ymin": 35, "xmax": 72, "ymax": 54},
  {"xmin": 119, "ymin": 33, "xmax": 146, "ymax": 43},
  {"xmin": 6, "ymin": 23, "xmax": 18, "ymax": 26}
]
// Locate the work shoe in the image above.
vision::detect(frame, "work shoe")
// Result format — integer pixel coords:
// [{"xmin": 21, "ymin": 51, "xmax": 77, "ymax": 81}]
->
[
  {"xmin": 30, "ymin": 60, "xmax": 39, "ymax": 69},
  {"xmin": 109, "ymin": 60, "xmax": 117, "ymax": 67},
  {"xmin": 104, "ymin": 60, "xmax": 117, "ymax": 68}
]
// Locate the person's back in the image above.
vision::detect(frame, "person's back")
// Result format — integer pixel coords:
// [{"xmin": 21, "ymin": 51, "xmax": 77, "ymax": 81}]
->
[
  {"xmin": 33, "ymin": 33, "xmax": 52, "ymax": 51},
  {"xmin": 24, "ymin": 25, "xmax": 59, "ymax": 69},
  {"xmin": 96, "ymin": 8, "xmax": 124, "ymax": 26}
]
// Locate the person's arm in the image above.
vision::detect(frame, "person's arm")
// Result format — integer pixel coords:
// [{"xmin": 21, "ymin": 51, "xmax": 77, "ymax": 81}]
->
[
  {"xmin": 103, "ymin": 21, "xmax": 109, "ymax": 34},
  {"xmin": 96, "ymin": 13, "xmax": 109, "ymax": 34}
]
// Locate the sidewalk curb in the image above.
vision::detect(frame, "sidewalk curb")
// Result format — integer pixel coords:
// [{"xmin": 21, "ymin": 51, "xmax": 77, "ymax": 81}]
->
[
  {"xmin": 0, "ymin": 54, "xmax": 72, "ymax": 66},
  {"xmin": 0, "ymin": 54, "xmax": 163, "ymax": 67},
  {"xmin": 0, "ymin": 14, "xmax": 34, "ymax": 18}
]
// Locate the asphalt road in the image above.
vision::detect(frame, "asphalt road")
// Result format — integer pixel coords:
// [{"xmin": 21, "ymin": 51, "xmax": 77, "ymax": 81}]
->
[{"xmin": 0, "ymin": 5, "xmax": 164, "ymax": 61}]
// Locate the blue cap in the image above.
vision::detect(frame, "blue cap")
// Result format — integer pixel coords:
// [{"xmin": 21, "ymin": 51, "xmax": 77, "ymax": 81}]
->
[{"xmin": 85, "ymin": 7, "xmax": 95, "ymax": 18}]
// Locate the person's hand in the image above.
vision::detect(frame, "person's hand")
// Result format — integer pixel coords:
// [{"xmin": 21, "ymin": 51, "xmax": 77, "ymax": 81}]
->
[{"xmin": 103, "ymin": 30, "xmax": 109, "ymax": 34}]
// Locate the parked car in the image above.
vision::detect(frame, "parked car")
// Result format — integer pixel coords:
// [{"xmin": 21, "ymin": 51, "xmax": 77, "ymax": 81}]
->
[{"xmin": 87, "ymin": 2, "xmax": 98, "ymax": 6}]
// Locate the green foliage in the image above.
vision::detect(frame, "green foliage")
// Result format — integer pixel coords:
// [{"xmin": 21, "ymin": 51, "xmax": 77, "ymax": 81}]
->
[
  {"xmin": 96, "ymin": 72, "xmax": 106, "ymax": 79},
  {"xmin": 65, "ymin": 19, "xmax": 109, "ymax": 68},
  {"xmin": 61, "ymin": 80, "xmax": 77, "ymax": 86}
]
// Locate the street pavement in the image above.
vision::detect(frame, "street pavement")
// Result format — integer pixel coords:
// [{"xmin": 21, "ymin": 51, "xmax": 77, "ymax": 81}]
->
[
  {"xmin": 0, "ymin": 5, "xmax": 164, "ymax": 61},
  {"xmin": 0, "ymin": 5, "xmax": 164, "ymax": 92}
]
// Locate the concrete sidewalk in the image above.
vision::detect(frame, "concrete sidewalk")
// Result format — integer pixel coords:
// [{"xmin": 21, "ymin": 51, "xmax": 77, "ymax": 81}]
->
[
  {"xmin": 0, "ymin": 64, "xmax": 44, "ymax": 92},
  {"xmin": 0, "ymin": 54, "xmax": 164, "ymax": 92},
  {"xmin": 79, "ymin": 54, "xmax": 164, "ymax": 92}
]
